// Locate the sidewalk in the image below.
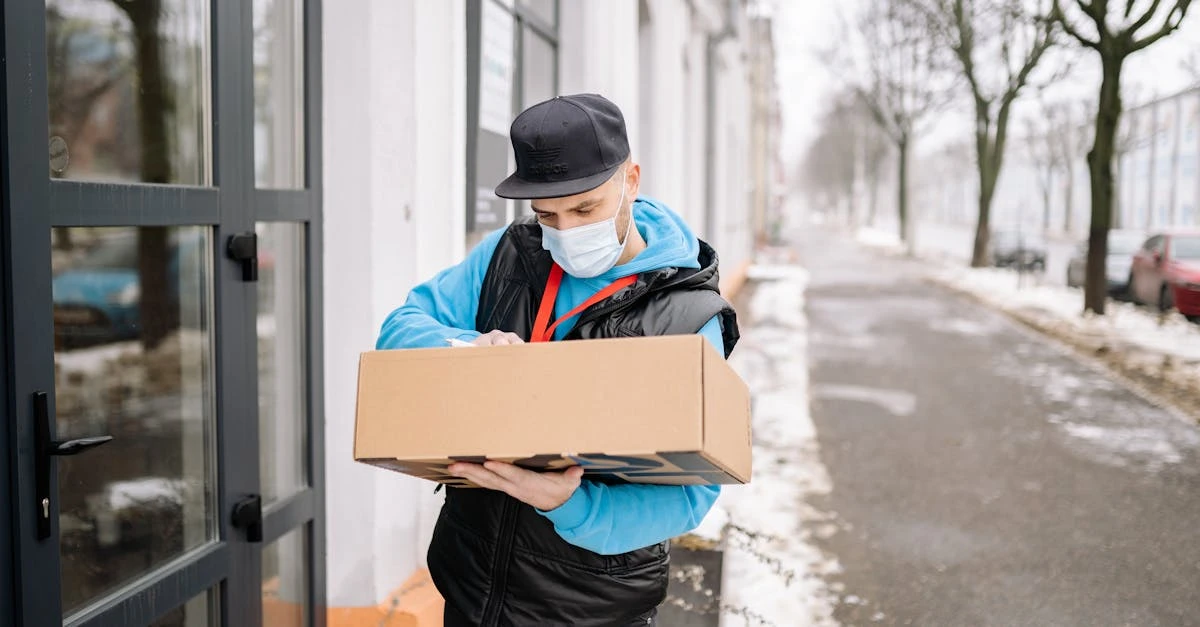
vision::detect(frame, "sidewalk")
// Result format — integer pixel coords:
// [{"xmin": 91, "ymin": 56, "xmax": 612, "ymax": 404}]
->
[
  {"xmin": 686, "ymin": 260, "xmax": 840, "ymax": 627},
  {"xmin": 856, "ymin": 226, "xmax": 1200, "ymax": 424}
]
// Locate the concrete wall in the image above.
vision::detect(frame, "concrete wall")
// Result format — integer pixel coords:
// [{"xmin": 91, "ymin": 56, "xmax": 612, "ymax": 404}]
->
[
  {"xmin": 321, "ymin": 0, "xmax": 767, "ymax": 614},
  {"xmin": 323, "ymin": 0, "xmax": 465, "ymax": 610}
]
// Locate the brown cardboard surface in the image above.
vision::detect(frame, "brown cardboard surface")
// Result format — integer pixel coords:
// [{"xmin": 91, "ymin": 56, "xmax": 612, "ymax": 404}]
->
[{"xmin": 354, "ymin": 335, "xmax": 751, "ymax": 486}]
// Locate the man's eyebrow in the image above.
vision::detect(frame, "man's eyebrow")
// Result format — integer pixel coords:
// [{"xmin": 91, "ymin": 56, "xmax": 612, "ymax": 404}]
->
[{"xmin": 530, "ymin": 198, "xmax": 602, "ymax": 213}]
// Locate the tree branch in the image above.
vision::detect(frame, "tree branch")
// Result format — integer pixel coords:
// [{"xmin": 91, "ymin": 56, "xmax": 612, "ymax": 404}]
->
[
  {"xmin": 1053, "ymin": 0, "xmax": 1103, "ymax": 48},
  {"xmin": 1128, "ymin": 0, "xmax": 1165, "ymax": 35},
  {"xmin": 1129, "ymin": 0, "xmax": 1192, "ymax": 52}
]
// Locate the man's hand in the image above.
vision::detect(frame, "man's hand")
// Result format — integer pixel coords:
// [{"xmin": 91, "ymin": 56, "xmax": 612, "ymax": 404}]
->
[
  {"xmin": 472, "ymin": 330, "xmax": 525, "ymax": 346},
  {"xmin": 448, "ymin": 461, "xmax": 585, "ymax": 511}
]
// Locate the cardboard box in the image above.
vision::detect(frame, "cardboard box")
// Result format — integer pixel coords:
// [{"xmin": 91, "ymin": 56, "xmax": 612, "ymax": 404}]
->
[{"xmin": 354, "ymin": 335, "xmax": 751, "ymax": 486}]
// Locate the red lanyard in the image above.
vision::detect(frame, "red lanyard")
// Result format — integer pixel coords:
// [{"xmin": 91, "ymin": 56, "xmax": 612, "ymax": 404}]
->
[{"xmin": 530, "ymin": 264, "xmax": 638, "ymax": 342}]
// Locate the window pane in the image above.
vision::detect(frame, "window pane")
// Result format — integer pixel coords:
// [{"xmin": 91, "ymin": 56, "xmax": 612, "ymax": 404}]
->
[
  {"xmin": 262, "ymin": 526, "xmax": 309, "ymax": 627},
  {"xmin": 253, "ymin": 0, "xmax": 306, "ymax": 188},
  {"xmin": 521, "ymin": 27, "xmax": 555, "ymax": 109},
  {"xmin": 46, "ymin": 0, "xmax": 211, "ymax": 185},
  {"xmin": 150, "ymin": 588, "xmax": 218, "ymax": 627},
  {"xmin": 518, "ymin": 0, "xmax": 556, "ymax": 27},
  {"xmin": 257, "ymin": 223, "xmax": 307, "ymax": 503},
  {"xmin": 53, "ymin": 226, "xmax": 216, "ymax": 616}
]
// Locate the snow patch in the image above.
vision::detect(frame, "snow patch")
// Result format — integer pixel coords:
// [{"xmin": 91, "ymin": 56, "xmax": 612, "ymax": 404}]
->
[{"xmin": 700, "ymin": 264, "xmax": 841, "ymax": 627}]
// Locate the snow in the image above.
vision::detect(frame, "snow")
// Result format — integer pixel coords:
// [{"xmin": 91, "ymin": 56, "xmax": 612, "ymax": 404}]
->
[
  {"xmin": 929, "ymin": 264, "xmax": 1200, "ymax": 361},
  {"xmin": 810, "ymin": 384, "xmax": 918, "ymax": 417},
  {"xmin": 855, "ymin": 225, "xmax": 1200, "ymax": 374},
  {"xmin": 93, "ymin": 477, "xmax": 191, "ymax": 511},
  {"xmin": 694, "ymin": 264, "xmax": 840, "ymax": 627}
]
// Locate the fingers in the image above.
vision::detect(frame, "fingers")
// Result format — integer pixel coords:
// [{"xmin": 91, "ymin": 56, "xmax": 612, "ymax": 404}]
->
[
  {"xmin": 448, "ymin": 461, "xmax": 584, "ymax": 510},
  {"xmin": 447, "ymin": 462, "xmax": 513, "ymax": 491},
  {"xmin": 472, "ymin": 330, "xmax": 526, "ymax": 346}
]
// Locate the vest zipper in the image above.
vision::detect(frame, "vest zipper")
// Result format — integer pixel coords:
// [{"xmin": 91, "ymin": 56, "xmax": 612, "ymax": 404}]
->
[{"xmin": 480, "ymin": 497, "xmax": 521, "ymax": 626}]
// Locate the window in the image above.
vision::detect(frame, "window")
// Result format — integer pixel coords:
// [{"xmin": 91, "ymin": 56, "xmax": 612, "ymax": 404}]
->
[{"xmin": 466, "ymin": 0, "xmax": 560, "ymax": 241}]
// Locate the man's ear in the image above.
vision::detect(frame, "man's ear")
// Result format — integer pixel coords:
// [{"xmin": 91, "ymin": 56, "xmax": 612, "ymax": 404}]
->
[{"xmin": 627, "ymin": 162, "xmax": 641, "ymax": 199}]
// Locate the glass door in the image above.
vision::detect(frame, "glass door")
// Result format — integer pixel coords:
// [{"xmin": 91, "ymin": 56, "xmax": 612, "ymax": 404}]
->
[{"xmin": 1, "ymin": 0, "xmax": 323, "ymax": 624}]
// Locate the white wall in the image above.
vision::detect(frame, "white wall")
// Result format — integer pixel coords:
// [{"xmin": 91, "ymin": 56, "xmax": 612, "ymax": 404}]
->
[{"xmin": 322, "ymin": 0, "xmax": 465, "ymax": 608}]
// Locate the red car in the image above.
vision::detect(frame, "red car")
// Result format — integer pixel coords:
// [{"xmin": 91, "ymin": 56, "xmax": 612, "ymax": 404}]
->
[{"xmin": 1128, "ymin": 231, "xmax": 1200, "ymax": 322}]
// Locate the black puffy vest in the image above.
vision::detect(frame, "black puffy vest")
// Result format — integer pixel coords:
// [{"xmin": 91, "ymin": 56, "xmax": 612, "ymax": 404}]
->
[{"xmin": 429, "ymin": 217, "xmax": 739, "ymax": 626}]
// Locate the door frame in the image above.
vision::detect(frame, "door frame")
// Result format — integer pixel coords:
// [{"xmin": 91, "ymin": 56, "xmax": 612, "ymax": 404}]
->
[{"xmin": 0, "ymin": 0, "xmax": 325, "ymax": 624}]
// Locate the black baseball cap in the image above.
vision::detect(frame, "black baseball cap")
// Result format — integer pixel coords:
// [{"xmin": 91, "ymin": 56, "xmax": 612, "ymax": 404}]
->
[{"xmin": 494, "ymin": 93, "xmax": 631, "ymax": 200}]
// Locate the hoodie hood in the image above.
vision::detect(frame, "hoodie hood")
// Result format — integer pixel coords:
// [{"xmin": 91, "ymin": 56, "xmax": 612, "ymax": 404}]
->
[{"xmin": 600, "ymin": 196, "xmax": 702, "ymax": 280}]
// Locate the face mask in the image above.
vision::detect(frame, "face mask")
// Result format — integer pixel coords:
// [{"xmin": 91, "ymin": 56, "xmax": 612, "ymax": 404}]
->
[{"xmin": 540, "ymin": 169, "xmax": 632, "ymax": 278}]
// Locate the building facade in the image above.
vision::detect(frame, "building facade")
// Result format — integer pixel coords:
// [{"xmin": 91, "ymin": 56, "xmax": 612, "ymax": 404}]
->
[{"xmin": 0, "ymin": 0, "xmax": 778, "ymax": 625}]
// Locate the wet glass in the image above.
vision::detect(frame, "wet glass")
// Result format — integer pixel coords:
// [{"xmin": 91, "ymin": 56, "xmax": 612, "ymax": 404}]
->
[
  {"xmin": 518, "ymin": 0, "xmax": 556, "ymax": 27},
  {"xmin": 253, "ymin": 0, "xmax": 306, "ymax": 188},
  {"xmin": 45, "ymin": 0, "xmax": 211, "ymax": 184},
  {"xmin": 149, "ymin": 589, "xmax": 217, "ymax": 627},
  {"xmin": 261, "ymin": 526, "xmax": 309, "ymax": 626},
  {"xmin": 53, "ymin": 226, "xmax": 216, "ymax": 616},
  {"xmin": 521, "ymin": 28, "xmax": 555, "ymax": 109},
  {"xmin": 257, "ymin": 223, "xmax": 307, "ymax": 503}
]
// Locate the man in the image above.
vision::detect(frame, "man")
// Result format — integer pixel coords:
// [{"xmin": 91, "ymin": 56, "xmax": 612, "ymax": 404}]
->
[{"xmin": 376, "ymin": 93, "xmax": 739, "ymax": 626}]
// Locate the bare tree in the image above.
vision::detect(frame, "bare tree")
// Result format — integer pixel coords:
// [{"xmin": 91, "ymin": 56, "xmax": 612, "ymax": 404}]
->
[
  {"xmin": 910, "ymin": 0, "xmax": 1059, "ymax": 266},
  {"xmin": 1053, "ymin": 98, "xmax": 1097, "ymax": 234},
  {"xmin": 799, "ymin": 93, "xmax": 861, "ymax": 220},
  {"xmin": 1026, "ymin": 113, "xmax": 1063, "ymax": 231},
  {"xmin": 861, "ymin": 115, "xmax": 892, "ymax": 226},
  {"xmin": 847, "ymin": 0, "xmax": 955, "ymax": 245},
  {"xmin": 114, "ymin": 0, "xmax": 177, "ymax": 351},
  {"xmin": 1052, "ymin": 0, "xmax": 1194, "ymax": 315}
]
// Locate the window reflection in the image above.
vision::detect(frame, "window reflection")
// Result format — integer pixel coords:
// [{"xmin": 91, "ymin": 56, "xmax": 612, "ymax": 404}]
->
[
  {"xmin": 257, "ymin": 222, "xmax": 307, "ymax": 503},
  {"xmin": 253, "ymin": 0, "xmax": 305, "ymax": 188},
  {"xmin": 53, "ymin": 226, "xmax": 216, "ymax": 616},
  {"xmin": 262, "ymin": 527, "xmax": 309, "ymax": 626},
  {"xmin": 46, "ymin": 0, "xmax": 211, "ymax": 184}
]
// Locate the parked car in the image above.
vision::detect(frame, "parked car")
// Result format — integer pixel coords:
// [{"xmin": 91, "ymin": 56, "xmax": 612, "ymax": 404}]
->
[
  {"xmin": 1065, "ymin": 229, "xmax": 1144, "ymax": 294},
  {"xmin": 52, "ymin": 230, "xmax": 205, "ymax": 348},
  {"xmin": 991, "ymin": 229, "xmax": 1047, "ymax": 270},
  {"xmin": 1128, "ymin": 230, "xmax": 1200, "ymax": 320}
]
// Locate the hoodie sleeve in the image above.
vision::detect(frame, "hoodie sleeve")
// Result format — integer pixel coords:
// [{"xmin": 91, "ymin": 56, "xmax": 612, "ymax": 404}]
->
[
  {"xmin": 375, "ymin": 227, "xmax": 507, "ymax": 350},
  {"xmin": 538, "ymin": 482, "xmax": 721, "ymax": 555},
  {"xmin": 537, "ymin": 314, "xmax": 728, "ymax": 555}
]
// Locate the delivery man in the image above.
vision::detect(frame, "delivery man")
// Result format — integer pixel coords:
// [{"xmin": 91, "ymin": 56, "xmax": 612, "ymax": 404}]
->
[{"xmin": 376, "ymin": 93, "xmax": 739, "ymax": 626}]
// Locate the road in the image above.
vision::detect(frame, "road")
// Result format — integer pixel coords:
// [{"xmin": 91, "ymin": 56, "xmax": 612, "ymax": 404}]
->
[{"xmin": 798, "ymin": 228, "xmax": 1200, "ymax": 626}]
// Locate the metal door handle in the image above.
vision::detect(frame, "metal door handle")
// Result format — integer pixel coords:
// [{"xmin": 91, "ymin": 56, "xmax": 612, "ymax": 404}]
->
[
  {"xmin": 231, "ymin": 495, "xmax": 263, "ymax": 542},
  {"xmin": 33, "ymin": 391, "xmax": 112, "ymax": 540}
]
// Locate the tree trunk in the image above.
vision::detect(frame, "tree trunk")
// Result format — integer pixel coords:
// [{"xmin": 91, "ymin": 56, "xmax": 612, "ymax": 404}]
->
[
  {"xmin": 971, "ymin": 138, "xmax": 999, "ymax": 268},
  {"xmin": 1084, "ymin": 55, "xmax": 1123, "ymax": 315},
  {"xmin": 868, "ymin": 173, "xmax": 880, "ymax": 227},
  {"xmin": 1064, "ymin": 161, "xmax": 1074, "ymax": 233},
  {"xmin": 1042, "ymin": 181, "xmax": 1052, "ymax": 231},
  {"xmin": 897, "ymin": 135, "xmax": 909, "ymax": 245},
  {"xmin": 125, "ymin": 0, "xmax": 175, "ymax": 350}
]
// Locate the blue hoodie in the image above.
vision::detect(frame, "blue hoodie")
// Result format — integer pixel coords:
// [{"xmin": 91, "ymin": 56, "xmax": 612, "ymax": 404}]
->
[{"xmin": 376, "ymin": 197, "xmax": 724, "ymax": 555}]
